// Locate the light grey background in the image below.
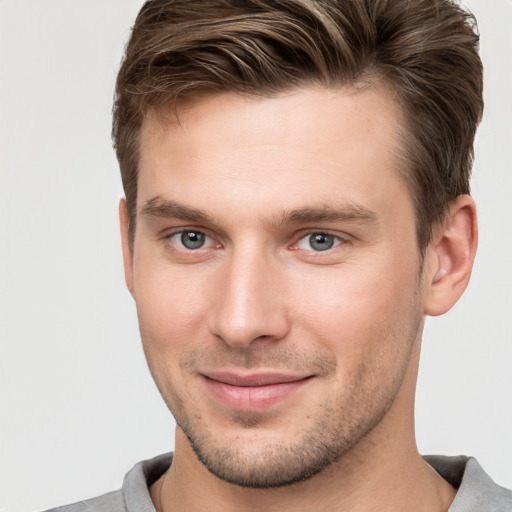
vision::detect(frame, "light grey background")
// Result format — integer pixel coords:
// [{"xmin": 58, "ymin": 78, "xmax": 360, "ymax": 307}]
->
[{"xmin": 0, "ymin": 1, "xmax": 510, "ymax": 511}]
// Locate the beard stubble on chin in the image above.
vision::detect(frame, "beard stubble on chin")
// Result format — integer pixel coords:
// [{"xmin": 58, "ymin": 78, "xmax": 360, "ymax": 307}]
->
[{"xmin": 149, "ymin": 336, "xmax": 418, "ymax": 489}]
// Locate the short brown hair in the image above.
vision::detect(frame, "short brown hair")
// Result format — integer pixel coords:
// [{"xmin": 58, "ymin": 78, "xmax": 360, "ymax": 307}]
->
[{"xmin": 113, "ymin": 0, "xmax": 483, "ymax": 251}]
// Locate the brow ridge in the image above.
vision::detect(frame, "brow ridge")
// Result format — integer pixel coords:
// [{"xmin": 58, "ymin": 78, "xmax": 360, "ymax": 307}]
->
[
  {"xmin": 140, "ymin": 196, "xmax": 378, "ymax": 229},
  {"xmin": 141, "ymin": 196, "xmax": 212, "ymax": 224},
  {"xmin": 272, "ymin": 204, "xmax": 379, "ymax": 228}
]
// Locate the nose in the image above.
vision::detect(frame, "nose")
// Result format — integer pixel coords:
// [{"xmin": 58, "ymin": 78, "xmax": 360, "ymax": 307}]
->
[{"xmin": 207, "ymin": 246, "xmax": 291, "ymax": 348}]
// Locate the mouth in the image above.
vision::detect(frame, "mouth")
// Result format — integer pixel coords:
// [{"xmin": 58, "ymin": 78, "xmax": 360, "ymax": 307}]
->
[{"xmin": 201, "ymin": 371, "xmax": 313, "ymax": 412}]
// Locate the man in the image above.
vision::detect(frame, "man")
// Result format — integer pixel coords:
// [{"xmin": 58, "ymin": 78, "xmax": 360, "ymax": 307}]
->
[{"xmin": 46, "ymin": 0, "xmax": 510, "ymax": 511}]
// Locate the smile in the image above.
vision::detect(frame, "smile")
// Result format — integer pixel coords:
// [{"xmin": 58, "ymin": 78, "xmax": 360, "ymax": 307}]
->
[{"xmin": 201, "ymin": 371, "xmax": 312, "ymax": 412}]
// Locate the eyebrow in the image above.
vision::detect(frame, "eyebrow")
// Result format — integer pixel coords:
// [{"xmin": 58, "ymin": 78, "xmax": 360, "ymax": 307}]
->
[
  {"xmin": 273, "ymin": 204, "xmax": 379, "ymax": 227},
  {"xmin": 141, "ymin": 196, "xmax": 214, "ymax": 224},
  {"xmin": 140, "ymin": 196, "xmax": 379, "ymax": 228}
]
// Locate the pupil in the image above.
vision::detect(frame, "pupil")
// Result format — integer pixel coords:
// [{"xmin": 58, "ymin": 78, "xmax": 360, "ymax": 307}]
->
[
  {"xmin": 181, "ymin": 231, "xmax": 205, "ymax": 249},
  {"xmin": 310, "ymin": 233, "xmax": 334, "ymax": 251}
]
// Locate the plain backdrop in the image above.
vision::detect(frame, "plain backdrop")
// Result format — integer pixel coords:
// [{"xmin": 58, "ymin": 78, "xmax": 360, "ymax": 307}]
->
[{"xmin": 0, "ymin": 1, "xmax": 511, "ymax": 511}]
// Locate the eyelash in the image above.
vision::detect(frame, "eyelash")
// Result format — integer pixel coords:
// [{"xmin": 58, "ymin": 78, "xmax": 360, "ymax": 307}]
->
[
  {"xmin": 163, "ymin": 228, "xmax": 346, "ymax": 254},
  {"xmin": 294, "ymin": 232, "xmax": 345, "ymax": 252},
  {"xmin": 165, "ymin": 229, "xmax": 219, "ymax": 251}
]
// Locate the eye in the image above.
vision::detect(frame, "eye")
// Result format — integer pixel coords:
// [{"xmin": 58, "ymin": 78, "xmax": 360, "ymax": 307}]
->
[
  {"xmin": 296, "ymin": 232, "xmax": 342, "ymax": 252},
  {"xmin": 169, "ymin": 230, "xmax": 213, "ymax": 250}
]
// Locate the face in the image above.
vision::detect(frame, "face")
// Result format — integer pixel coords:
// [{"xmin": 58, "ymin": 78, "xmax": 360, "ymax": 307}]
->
[{"xmin": 125, "ymin": 86, "xmax": 427, "ymax": 487}]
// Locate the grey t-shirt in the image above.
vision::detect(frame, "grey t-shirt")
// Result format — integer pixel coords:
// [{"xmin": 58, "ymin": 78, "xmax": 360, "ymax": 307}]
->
[{"xmin": 44, "ymin": 453, "xmax": 511, "ymax": 511}]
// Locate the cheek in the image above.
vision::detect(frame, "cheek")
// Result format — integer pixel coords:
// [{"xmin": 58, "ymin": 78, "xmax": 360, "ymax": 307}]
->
[
  {"xmin": 298, "ymin": 270, "xmax": 422, "ymax": 418},
  {"xmin": 134, "ymin": 248, "xmax": 208, "ymax": 322},
  {"xmin": 132, "ymin": 259, "xmax": 211, "ymax": 368},
  {"xmin": 135, "ymin": 281, "xmax": 204, "ymax": 414},
  {"xmin": 293, "ymin": 260, "xmax": 422, "ymax": 364}
]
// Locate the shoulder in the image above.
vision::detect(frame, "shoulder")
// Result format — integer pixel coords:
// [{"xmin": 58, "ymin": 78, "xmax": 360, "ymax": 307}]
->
[
  {"xmin": 40, "ymin": 453, "xmax": 172, "ymax": 512},
  {"xmin": 425, "ymin": 455, "xmax": 512, "ymax": 512},
  {"xmin": 41, "ymin": 490, "xmax": 125, "ymax": 512}
]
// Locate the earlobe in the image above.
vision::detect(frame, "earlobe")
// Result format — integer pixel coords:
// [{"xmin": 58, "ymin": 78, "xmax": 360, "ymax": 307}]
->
[
  {"xmin": 119, "ymin": 198, "xmax": 135, "ymax": 296},
  {"xmin": 423, "ymin": 195, "xmax": 478, "ymax": 317}
]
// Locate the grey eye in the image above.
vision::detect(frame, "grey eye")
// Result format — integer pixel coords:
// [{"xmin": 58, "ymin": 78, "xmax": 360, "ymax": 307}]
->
[
  {"xmin": 309, "ymin": 233, "xmax": 335, "ymax": 251},
  {"xmin": 297, "ymin": 232, "xmax": 340, "ymax": 251},
  {"xmin": 180, "ymin": 231, "xmax": 206, "ymax": 249}
]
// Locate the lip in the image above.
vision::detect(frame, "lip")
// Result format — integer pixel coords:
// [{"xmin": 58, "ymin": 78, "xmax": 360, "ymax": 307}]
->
[{"xmin": 201, "ymin": 371, "xmax": 312, "ymax": 412}]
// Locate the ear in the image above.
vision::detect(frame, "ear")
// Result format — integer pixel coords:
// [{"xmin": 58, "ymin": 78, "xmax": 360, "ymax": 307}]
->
[
  {"xmin": 423, "ymin": 195, "xmax": 478, "ymax": 316},
  {"xmin": 119, "ymin": 198, "xmax": 135, "ymax": 296}
]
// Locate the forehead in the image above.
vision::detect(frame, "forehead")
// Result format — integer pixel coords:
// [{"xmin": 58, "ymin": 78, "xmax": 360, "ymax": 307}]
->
[
  {"xmin": 141, "ymin": 84, "xmax": 403, "ymax": 154},
  {"xmin": 137, "ymin": 85, "xmax": 409, "ymax": 224}
]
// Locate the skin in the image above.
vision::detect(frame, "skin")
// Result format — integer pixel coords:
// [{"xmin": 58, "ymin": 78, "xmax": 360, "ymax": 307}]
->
[{"xmin": 120, "ymin": 86, "xmax": 477, "ymax": 511}]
